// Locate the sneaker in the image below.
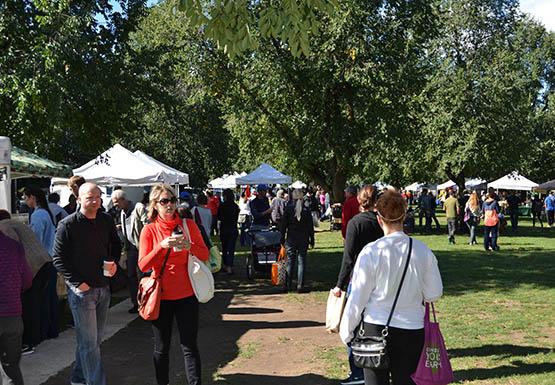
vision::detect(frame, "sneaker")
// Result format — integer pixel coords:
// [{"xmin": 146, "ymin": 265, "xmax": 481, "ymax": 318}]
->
[
  {"xmin": 340, "ymin": 377, "xmax": 364, "ymax": 385},
  {"xmin": 21, "ymin": 345, "xmax": 35, "ymax": 355}
]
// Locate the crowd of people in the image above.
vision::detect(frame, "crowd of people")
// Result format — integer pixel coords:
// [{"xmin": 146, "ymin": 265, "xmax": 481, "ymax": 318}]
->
[
  {"xmin": 400, "ymin": 187, "xmax": 555, "ymax": 250},
  {"xmin": 4, "ymin": 175, "xmax": 550, "ymax": 385},
  {"xmin": 0, "ymin": 177, "xmax": 334, "ymax": 385}
]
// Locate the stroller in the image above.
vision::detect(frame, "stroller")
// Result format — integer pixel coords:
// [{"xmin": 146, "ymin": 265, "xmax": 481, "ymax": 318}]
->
[
  {"xmin": 329, "ymin": 203, "xmax": 342, "ymax": 231},
  {"xmin": 245, "ymin": 225, "xmax": 282, "ymax": 280}
]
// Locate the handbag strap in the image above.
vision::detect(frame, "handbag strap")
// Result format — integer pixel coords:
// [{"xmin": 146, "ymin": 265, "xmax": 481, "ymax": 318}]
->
[
  {"xmin": 358, "ymin": 237, "xmax": 413, "ymax": 338},
  {"xmin": 425, "ymin": 302, "xmax": 437, "ymax": 326},
  {"xmin": 383, "ymin": 237, "xmax": 413, "ymax": 335},
  {"xmin": 158, "ymin": 248, "xmax": 171, "ymax": 278}
]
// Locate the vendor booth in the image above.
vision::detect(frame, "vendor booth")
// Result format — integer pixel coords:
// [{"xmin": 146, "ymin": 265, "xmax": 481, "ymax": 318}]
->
[
  {"xmin": 536, "ymin": 179, "xmax": 555, "ymax": 192},
  {"xmin": 133, "ymin": 150, "xmax": 189, "ymax": 185},
  {"xmin": 208, "ymin": 172, "xmax": 247, "ymax": 189},
  {"xmin": 487, "ymin": 172, "xmax": 538, "ymax": 191},
  {"xmin": 74, "ymin": 144, "xmax": 176, "ymax": 186},
  {"xmin": 290, "ymin": 180, "xmax": 307, "ymax": 189},
  {"xmin": 0, "ymin": 136, "xmax": 72, "ymax": 212},
  {"xmin": 236, "ymin": 163, "xmax": 292, "ymax": 185}
]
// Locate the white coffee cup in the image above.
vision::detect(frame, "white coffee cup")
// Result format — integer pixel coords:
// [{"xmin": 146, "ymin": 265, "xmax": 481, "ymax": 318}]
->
[{"xmin": 103, "ymin": 260, "xmax": 116, "ymax": 277}]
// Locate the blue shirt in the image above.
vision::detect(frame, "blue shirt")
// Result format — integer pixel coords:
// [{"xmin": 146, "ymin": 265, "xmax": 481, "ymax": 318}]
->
[
  {"xmin": 546, "ymin": 195, "xmax": 555, "ymax": 211},
  {"xmin": 30, "ymin": 208, "xmax": 56, "ymax": 255}
]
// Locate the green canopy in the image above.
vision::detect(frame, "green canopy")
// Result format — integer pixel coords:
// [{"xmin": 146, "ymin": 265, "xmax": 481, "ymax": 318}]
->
[{"xmin": 10, "ymin": 146, "xmax": 72, "ymax": 179}]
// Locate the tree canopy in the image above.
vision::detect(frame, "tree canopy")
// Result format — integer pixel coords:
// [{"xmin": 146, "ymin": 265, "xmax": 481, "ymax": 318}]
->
[{"xmin": 1, "ymin": 0, "xmax": 554, "ymax": 194}]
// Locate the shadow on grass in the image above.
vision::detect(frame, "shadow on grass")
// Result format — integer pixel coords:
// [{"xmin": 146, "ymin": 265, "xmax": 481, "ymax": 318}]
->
[
  {"xmin": 449, "ymin": 344, "xmax": 553, "ymax": 358},
  {"xmin": 269, "ymin": 244, "xmax": 555, "ymax": 296},
  {"xmin": 456, "ymin": 361, "xmax": 555, "ymax": 381},
  {"xmin": 437, "ymin": 249, "xmax": 555, "ymax": 295}
]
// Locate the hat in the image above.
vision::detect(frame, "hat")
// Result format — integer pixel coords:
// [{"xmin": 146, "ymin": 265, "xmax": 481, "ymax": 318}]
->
[
  {"xmin": 257, "ymin": 184, "xmax": 268, "ymax": 192},
  {"xmin": 344, "ymin": 186, "xmax": 358, "ymax": 195},
  {"xmin": 179, "ymin": 191, "xmax": 191, "ymax": 201}
]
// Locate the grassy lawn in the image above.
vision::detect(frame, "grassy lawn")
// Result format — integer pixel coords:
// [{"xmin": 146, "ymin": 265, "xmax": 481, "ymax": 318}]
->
[{"xmin": 292, "ymin": 215, "xmax": 555, "ymax": 385}]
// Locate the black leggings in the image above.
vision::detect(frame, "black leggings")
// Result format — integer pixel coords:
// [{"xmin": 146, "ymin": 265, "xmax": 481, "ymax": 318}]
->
[
  {"xmin": 151, "ymin": 296, "xmax": 201, "ymax": 385},
  {"xmin": 362, "ymin": 323, "xmax": 424, "ymax": 385}
]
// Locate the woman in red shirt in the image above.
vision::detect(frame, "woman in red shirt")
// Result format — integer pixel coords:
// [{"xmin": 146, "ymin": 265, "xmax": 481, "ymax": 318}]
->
[{"xmin": 139, "ymin": 184, "xmax": 209, "ymax": 385}]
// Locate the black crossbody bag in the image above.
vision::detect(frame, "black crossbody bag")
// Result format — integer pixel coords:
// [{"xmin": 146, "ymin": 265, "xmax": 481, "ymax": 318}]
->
[{"xmin": 351, "ymin": 237, "xmax": 413, "ymax": 369}]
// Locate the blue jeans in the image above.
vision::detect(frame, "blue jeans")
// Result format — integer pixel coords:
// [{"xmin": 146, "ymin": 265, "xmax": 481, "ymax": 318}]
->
[
  {"xmin": 484, "ymin": 226, "xmax": 498, "ymax": 251},
  {"xmin": 285, "ymin": 242, "xmax": 307, "ymax": 290},
  {"xmin": 68, "ymin": 286, "xmax": 110, "ymax": 385}
]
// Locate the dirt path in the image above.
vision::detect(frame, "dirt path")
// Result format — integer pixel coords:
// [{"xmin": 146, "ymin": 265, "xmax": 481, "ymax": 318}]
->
[{"xmin": 42, "ymin": 271, "xmax": 345, "ymax": 385}]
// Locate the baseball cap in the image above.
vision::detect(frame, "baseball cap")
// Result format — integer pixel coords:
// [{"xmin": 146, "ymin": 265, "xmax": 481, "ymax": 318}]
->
[{"xmin": 179, "ymin": 191, "xmax": 191, "ymax": 201}]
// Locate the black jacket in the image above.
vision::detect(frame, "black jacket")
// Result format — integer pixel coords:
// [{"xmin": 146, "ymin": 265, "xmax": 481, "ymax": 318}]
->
[
  {"xmin": 52, "ymin": 211, "xmax": 121, "ymax": 288},
  {"xmin": 336, "ymin": 211, "xmax": 383, "ymax": 290},
  {"xmin": 217, "ymin": 201, "xmax": 240, "ymax": 232},
  {"xmin": 280, "ymin": 201, "xmax": 314, "ymax": 246}
]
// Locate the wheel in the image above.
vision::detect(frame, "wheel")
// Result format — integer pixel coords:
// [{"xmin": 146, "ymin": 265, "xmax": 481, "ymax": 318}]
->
[{"xmin": 246, "ymin": 254, "xmax": 255, "ymax": 280}]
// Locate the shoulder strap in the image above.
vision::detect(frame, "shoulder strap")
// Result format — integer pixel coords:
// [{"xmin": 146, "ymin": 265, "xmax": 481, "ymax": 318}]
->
[
  {"xmin": 385, "ymin": 237, "xmax": 413, "ymax": 328},
  {"xmin": 158, "ymin": 248, "xmax": 171, "ymax": 278}
]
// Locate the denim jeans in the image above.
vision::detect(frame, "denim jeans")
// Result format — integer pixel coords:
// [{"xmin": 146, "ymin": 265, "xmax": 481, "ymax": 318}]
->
[
  {"xmin": 447, "ymin": 218, "xmax": 456, "ymax": 242},
  {"xmin": 466, "ymin": 218, "xmax": 477, "ymax": 244},
  {"xmin": 220, "ymin": 227, "xmax": 238, "ymax": 267},
  {"xmin": 67, "ymin": 285, "xmax": 110, "ymax": 385},
  {"xmin": 510, "ymin": 211, "xmax": 519, "ymax": 230},
  {"xmin": 285, "ymin": 242, "xmax": 307, "ymax": 290},
  {"xmin": 152, "ymin": 296, "xmax": 201, "ymax": 385},
  {"xmin": 0, "ymin": 316, "xmax": 24, "ymax": 385},
  {"xmin": 484, "ymin": 226, "xmax": 499, "ymax": 251}
]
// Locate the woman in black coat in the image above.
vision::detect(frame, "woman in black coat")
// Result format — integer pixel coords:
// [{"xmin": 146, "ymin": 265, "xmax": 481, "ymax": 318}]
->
[{"xmin": 279, "ymin": 189, "xmax": 314, "ymax": 293}]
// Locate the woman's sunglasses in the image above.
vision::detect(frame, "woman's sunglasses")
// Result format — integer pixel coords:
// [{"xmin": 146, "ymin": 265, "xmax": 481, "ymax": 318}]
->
[{"xmin": 158, "ymin": 197, "xmax": 177, "ymax": 205}]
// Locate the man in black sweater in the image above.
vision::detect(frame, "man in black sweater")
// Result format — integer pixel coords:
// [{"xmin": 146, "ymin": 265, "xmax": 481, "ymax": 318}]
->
[{"xmin": 52, "ymin": 183, "xmax": 120, "ymax": 385}]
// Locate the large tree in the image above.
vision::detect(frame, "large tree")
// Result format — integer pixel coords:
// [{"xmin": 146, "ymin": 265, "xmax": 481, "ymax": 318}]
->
[
  {"xmin": 0, "ymin": 0, "xmax": 147, "ymax": 165},
  {"xmin": 122, "ymin": 1, "xmax": 235, "ymax": 186},
  {"xmin": 416, "ymin": 0, "xmax": 554, "ymax": 191},
  {"xmin": 210, "ymin": 0, "xmax": 440, "ymax": 201}
]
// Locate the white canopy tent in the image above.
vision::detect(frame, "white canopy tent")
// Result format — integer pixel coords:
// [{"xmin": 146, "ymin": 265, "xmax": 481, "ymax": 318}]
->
[
  {"xmin": 133, "ymin": 151, "xmax": 189, "ymax": 185},
  {"xmin": 290, "ymin": 180, "xmax": 307, "ymax": 189},
  {"xmin": 404, "ymin": 182, "xmax": 437, "ymax": 191},
  {"xmin": 73, "ymin": 144, "xmax": 173, "ymax": 186},
  {"xmin": 236, "ymin": 163, "xmax": 292, "ymax": 185},
  {"xmin": 437, "ymin": 180, "xmax": 457, "ymax": 190},
  {"xmin": 487, "ymin": 172, "xmax": 538, "ymax": 191},
  {"xmin": 208, "ymin": 172, "xmax": 247, "ymax": 189},
  {"xmin": 465, "ymin": 178, "xmax": 487, "ymax": 190}
]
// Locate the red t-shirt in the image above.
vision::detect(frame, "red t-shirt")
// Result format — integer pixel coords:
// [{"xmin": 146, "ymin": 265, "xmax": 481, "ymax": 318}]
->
[
  {"xmin": 139, "ymin": 215, "xmax": 209, "ymax": 300},
  {"xmin": 342, "ymin": 196, "xmax": 360, "ymax": 239},
  {"xmin": 206, "ymin": 196, "xmax": 220, "ymax": 216}
]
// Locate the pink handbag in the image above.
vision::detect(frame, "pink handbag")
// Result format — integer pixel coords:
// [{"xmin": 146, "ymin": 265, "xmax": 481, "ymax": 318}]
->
[{"xmin": 411, "ymin": 303, "xmax": 454, "ymax": 385}]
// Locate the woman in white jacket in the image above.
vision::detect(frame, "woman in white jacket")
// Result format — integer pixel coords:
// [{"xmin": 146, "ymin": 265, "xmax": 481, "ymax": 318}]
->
[{"xmin": 340, "ymin": 191, "xmax": 443, "ymax": 385}]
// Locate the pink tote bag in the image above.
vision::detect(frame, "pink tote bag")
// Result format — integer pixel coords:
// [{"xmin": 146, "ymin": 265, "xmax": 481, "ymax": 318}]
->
[{"xmin": 411, "ymin": 303, "xmax": 454, "ymax": 385}]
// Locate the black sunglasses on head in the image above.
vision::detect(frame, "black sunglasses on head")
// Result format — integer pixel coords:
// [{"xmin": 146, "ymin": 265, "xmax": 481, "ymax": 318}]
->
[{"xmin": 158, "ymin": 197, "xmax": 177, "ymax": 205}]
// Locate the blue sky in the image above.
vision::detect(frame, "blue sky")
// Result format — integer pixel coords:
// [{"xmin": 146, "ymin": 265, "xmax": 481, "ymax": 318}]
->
[{"xmin": 520, "ymin": 0, "xmax": 555, "ymax": 31}]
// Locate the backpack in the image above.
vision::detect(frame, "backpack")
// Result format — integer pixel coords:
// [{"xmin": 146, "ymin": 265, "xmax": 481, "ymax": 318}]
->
[{"xmin": 484, "ymin": 207, "xmax": 499, "ymax": 227}]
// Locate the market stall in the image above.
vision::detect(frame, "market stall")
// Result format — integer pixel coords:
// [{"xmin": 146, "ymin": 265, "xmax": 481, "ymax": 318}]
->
[{"xmin": 236, "ymin": 163, "xmax": 292, "ymax": 185}]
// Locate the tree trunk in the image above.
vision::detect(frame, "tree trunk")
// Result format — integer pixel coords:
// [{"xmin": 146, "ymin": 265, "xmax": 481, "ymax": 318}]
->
[
  {"xmin": 446, "ymin": 170, "xmax": 465, "ymax": 197},
  {"xmin": 331, "ymin": 171, "xmax": 347, "ymax": 204}
]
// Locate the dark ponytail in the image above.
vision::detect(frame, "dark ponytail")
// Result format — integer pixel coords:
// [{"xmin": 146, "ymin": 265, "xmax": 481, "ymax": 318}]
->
[{"xmin": 24, "ymin": 187, "xmax": 55, "ymax": 226}]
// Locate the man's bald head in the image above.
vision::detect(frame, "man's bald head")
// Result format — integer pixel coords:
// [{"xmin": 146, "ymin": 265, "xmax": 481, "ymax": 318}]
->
[
  {"xmin": 78, "ymin": 182, "xmax": 102, "ymax": 198},
  {"xmin": 78, "ymin": 183, "xmax": 102, "ymax": 218}
]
